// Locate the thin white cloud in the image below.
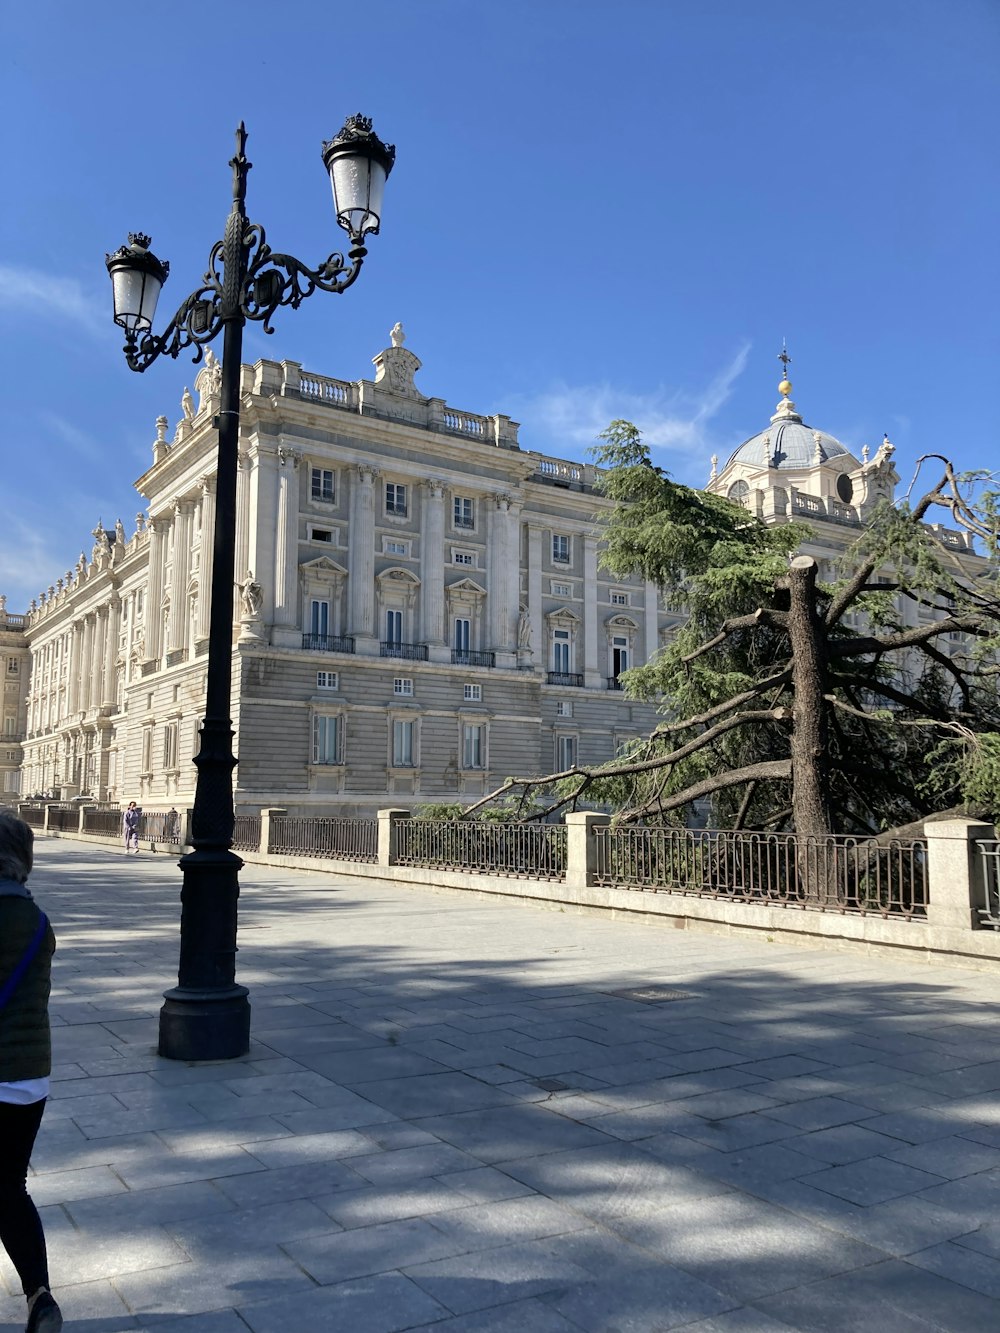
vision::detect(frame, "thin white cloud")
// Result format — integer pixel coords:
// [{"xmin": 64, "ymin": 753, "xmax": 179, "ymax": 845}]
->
[
  {"xmin": 0, "ymin": 517, "xmax": 69, "ymax": 612},
  {"xmin": 0, "ymin": 264, "xmax": 104, "ymax": 336},
  {"xmin": 513, "ymin": 341, "xmax": 752, "ymax": 471},
  {"xmin": 38, "ymin": 412, "xmax": 104, "ymax": 463}
]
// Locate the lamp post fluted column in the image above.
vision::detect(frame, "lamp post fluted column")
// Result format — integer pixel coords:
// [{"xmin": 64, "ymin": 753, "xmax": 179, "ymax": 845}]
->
[{"xmin": 106, "ymin": 117, "xmax": 394, "ymax": 1061}]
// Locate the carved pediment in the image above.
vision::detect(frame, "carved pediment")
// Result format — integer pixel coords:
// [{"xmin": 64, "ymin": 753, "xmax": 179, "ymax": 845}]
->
[
  {"xmin": 301, "ymin": 555, "xmax": 348, "ymax": 578},
  {"xmin": 377, "ymin": 565, "xmax": 421, "ymax": 586},
  {"xmin": 546, "ymin": 605, "xmax": 580, "ymax": 623},
  {"xmin": 607, "ymin": 614, "xmax": 639, "ymax": 630},
  {"xmin": 446, "ymin": 577, "xmax": 487, "ymax": 597}
]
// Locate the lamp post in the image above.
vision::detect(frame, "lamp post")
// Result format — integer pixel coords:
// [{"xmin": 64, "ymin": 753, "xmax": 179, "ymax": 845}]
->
[{"xmin": 106, "ymin": 117, "xmax": 394, "ymax": 1061}]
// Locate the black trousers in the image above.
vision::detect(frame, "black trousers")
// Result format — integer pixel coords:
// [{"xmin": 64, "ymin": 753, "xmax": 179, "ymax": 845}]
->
[{"xmin": 0, "ymin": 1099, "xmax": 49, "ymax": 1296}]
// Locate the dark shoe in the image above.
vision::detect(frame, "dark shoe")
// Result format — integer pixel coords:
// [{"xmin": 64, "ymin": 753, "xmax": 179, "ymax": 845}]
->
[{"xmin": 26, "ymin": 1288, "xmax": 62, "ymax": 1333}]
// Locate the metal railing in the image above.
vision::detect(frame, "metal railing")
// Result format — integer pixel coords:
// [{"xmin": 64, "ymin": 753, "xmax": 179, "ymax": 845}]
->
[
  {"xmin": 17, "ymin": 806, "xmax": 45, "ymax": 828},
  {"xmin": 607, "ymin": 677, "xmax": 624, "ymax": 691},
  {"xmin": 395, "ymin": 819, "xmax": 567, "ymax": 881},
  {"xmin": 594, "ymin": 827, "xmax": 928, "ymax": 919},
  {"xmin": 47, "ymin": 806, "xmax": 78, "ymax": 832},
  {"xmin": 233, "ymin": 813, "xmax": 262, "ymax": 853},
  {"xmin": 452, "ymin": 649, "xmax": 496, "ymax": 668},
  {"xmin": 381, "ymin": 642, "xmax": 429, "ymax": 661},
  {"xmin": 976, "ymin": 840, "xmax": 1000, "ymax": 929},
  {"xmin": 83, "ymin": 808, "xmax": 124, "ymax": 837},
  {"xmin": 302, "ymin": 633, "xmax": 356, "ymax": 654},
  {"xmin": 547, "ymin": 671, "xmax": 583, "ymax": 687},
  {"xmin": 140, "ymin": 811, "xmax": 183, "ymax": 844},
  {"xmin": 268, "ymin": 815, "xmax": 377, "ymax": 862}
]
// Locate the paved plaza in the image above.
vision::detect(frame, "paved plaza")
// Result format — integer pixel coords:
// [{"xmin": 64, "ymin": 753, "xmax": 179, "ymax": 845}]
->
[{"xmin": 2, "ymin": 840, "xmax": 1000, "ymax": 1332}]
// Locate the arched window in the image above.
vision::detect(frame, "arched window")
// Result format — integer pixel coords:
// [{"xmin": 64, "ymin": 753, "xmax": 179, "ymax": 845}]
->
[{"xmin": 727, "ymin": 480, "xmax": 750, "ymax": 508}]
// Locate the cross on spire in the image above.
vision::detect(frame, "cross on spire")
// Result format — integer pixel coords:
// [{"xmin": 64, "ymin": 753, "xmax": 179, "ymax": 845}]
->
[{"xmin": 778, "ymin": 343, "xmax": 792, "ymax": 375}]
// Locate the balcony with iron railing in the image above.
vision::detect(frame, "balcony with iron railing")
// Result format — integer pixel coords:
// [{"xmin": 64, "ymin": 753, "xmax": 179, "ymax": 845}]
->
[
  {"xmin": 607, "ymin": 676, "xmax": 624, "ymax": 691},
  {"xmin": 451, "ymin": 649, "xmax": 496, "ymax": 669},
  {"xmin": 301, "ymin": 633, "xmax": 356, "ymax": 654},
  {"xmin": 381, "ymin": 641, "xmax": 429, "ymax": 661},
  {"xmin": 547, "ymin": 672, "xmax": 583, "ymax": 687}
]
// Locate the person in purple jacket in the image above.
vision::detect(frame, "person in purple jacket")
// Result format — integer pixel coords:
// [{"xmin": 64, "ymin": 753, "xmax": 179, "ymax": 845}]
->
[{"xmin": 0, "ymin": 810, "xmax": 62, "ymax": 1331}]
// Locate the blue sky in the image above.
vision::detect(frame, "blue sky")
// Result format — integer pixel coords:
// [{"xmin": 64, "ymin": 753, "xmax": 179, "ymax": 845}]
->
[{"xmin": 2, "ymin": 0, "xmax": 997, "ymax": 610}]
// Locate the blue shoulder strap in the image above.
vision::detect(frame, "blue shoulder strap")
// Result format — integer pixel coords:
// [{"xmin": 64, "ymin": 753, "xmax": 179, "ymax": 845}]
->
[{"xmin": 0, "ymin": 912, "xmax": 48, "ymax": 1013}]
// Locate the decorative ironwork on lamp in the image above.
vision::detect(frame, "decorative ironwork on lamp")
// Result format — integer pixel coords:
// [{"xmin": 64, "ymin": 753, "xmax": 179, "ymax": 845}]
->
[{"xmin": 105, "ymin": 116, "xmax": 393, "ymax": 1063}]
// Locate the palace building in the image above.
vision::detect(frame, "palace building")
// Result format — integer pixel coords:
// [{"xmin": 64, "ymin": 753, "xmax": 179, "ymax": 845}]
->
[
  {"xmin": 16, "ymin": 328, "xmax": 675, "ymax": 812},
  {"xmin": 14, "ymin": 336, "xmax": 982, "ymax": 814}
]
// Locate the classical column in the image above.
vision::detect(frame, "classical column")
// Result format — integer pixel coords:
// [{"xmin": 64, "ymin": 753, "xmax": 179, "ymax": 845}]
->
[
  {"xmin": 644, "ymin": 579, "xmax": 659, "ymax": 666},
  {"xmin": 247, "ymin": 444, "xmax": 278, "ymax": 627},
  {"xmin": 348, "ymin": 464, "xmax": 379, "ymax": 647},
  {"xmin": 526, "ymin": 524, "xmax": 543, "ymax": 669},
  {"xmin": 80, "ymin": 614, "xmax": 95, "ymax": 712},
  {"xmin": 420, "ymin": 479, "xmax": 446, "ymax": 650},
  {"xmin": 103, "ymin": 594, "xmax": 120, "ymax": 708},
  {"xmin": 583, "ymin": 535, "xmax": 600, "ymax": 688},
  {"xmin": 146, "ymin": 517, "xmax": 166, "ymax": 662},
  {"xmin": 487, "ymin": 493, "xmax": 515, "ymax": 659},
  {"xmin": 197, "ymin": 475, "xmax": 216, "ymax": 643},
  {"xmin": 168, "ymin": 499, "xmax": 193, "ymax": 653},
  {"xmin": 233, "ymin": 451, "xmax": 250, "ymax": 625},
  {"xmin": 66, "ymin": 625, "xmax": 81, "ymax": 715},
  {"xmin": 272, "ymin": 446, "xmax": 302, "ymax": 645},
  {"xmin": 92, "ymin": 609, "xmax": 107, "ymax": 710}
]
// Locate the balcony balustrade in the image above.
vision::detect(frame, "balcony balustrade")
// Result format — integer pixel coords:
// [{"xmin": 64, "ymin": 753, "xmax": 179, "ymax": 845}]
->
[
  {"xmin": 607, "ymin": 676, "xmax": 624, "ymax": 691},
  {"xmin": 301, "ymin": 633, "xmax": 356, "ymax": 654},
  {"xmin": 380, "ymin": 641, "xmax": 429, "ymax": 661},
  {"xmin": 547, "ymin": 672, "xmax": 583, "ymax": 687},
  {"xmin": 451, "ymin": 649, "xmax": 496, "ymax": 668}
]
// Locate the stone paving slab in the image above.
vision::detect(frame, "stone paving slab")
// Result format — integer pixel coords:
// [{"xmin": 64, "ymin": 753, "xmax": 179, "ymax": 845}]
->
[{"xmin": 1, "ymin": 839, "xmax": 1000, "ymax": 1330}]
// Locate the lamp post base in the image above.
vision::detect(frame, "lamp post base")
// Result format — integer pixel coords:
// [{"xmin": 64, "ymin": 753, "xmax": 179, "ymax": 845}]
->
[{"xmin": 158, "ymin": 985, "xmax": 251, "ymax": 1062}]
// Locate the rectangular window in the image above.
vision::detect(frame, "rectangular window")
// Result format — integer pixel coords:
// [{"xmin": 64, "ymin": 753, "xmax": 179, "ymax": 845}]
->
[
  {"xmin": 610, "ymin": 592, "xmax": 630, "ymax": 606},
  {"xmin": 611, "ymin": 635, "xmax": 629, "ymax": 679},
  {"xmin": 453, "ymin": 496, "xmax": 475, "ymax": 529},
  {"xmin": 6, "ymin": 658, "xmax": 17, "ymax": 674},
  {"xmin": 3, "ymin": 718, "xmax": 13, "ymax": 737},
  {"xmin": 310, "ymin": 599, "xmax": 330, "ymax": 638},
  {"xmin": 316, "ymin": 671, "xmax": 338, "ymax": 690},
  {"xmin": 311, "ymin": 468, "xmax": 335, "ymax": 503},
  {"xmin": 312, "ymin": 714, "xmax": 342, "ymax": 765},
  {"xmin": 385, "ymin": 483, "xmax": 407, "ymax": 516},
  {"xmin": 557, "ymin": 735, "xmax": 577, "ymax": 769},
  {"xmin": 453, "ymin": 550, "xmax": 475, "ymax": 566},
  {"xmin": 463, "ymin": 683, "xmax": 481, "ymax": 702},
  {"xmin": 462, "ymin": 723, "xmax": 485, "ymax": 769},
  {"xmin": 385, "ymin": 609, "xmax": 403, "ymax": 644},
  {"xmin": 454, "ymin": 618, "xmax": 471, "ymax": 652},
  {"xmin": 141, "ymin": 725, "xmax": 153, "ymax": 773},
  {"xmin": 385, "ymin": 539, "xmax": 408, "ymax": 556},
  {"xmin": 551, "ymin": 582, "xmax": 572, "ymax": 597},
  {"xmin": 393, "ymin": 677, "xmax": 413, "ymax": 696},
  {"xmin": 310, "ymin": 527, "xmax": 333, "ymax": 544},
  {"xmin": 392, "ymin": 719, "xmax": 415, "ymax": 767},
  {"xmin": 163, "ymin": 722, "xmax": 177, "ymax": 770},
  {"xmin": 556, "ymin": 701, "xmax": 572, "ymax": 718},
  {"xmin": 552, "ymin": 534, "xmax": 570, "ymax": 564},
  {"xmin": 553, "ymin": 629, "xmax": 571, "ymax": 674}
]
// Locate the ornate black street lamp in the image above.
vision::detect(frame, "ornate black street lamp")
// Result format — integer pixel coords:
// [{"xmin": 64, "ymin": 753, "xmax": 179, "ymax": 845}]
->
[{"xmin": 106, "ymin": 117, "xmax": 394, "ymax": 1061}]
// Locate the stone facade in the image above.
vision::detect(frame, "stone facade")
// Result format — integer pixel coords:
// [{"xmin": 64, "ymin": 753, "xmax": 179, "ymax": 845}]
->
[
  {"xmin": 0, "ymin": 600, "xmax": 28, "ymax": 796},
  {"xmin": 17, "ymin": 331, "xmax": 674, "ymax": 813}
]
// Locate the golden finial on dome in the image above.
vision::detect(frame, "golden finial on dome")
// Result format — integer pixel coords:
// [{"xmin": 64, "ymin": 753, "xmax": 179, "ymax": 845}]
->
[{"xmin": 777, "ymin": 342, "xmax": 792, "ymax": 398}]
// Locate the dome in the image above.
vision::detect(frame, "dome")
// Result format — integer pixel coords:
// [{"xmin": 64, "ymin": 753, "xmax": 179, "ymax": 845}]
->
[{"xmin": 730, "ymin": 378, "xmax": 864, "ymax": 477}]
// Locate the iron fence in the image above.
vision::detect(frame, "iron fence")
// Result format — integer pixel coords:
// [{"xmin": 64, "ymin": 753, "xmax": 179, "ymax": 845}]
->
[
  {"xmin": 268, "ymin": 815, "xmax": 377, "ymax": 862},
  {"xmin": 83, "ymin": 808, "xmax": 124, "ymax": 837},
  {"xmin": 47, "ymin": 807, "xmax": 79, "ymax": 832},
  {"xmin": 233, "ymin": 813, "xmax": 262, "ymax": 853},
  {"xmin": 395, "ymin": 819, "xmax": 567, "ymax": 881},
  {"xmin": 976, "ymin": 840, "xmax": 1000, "ymax": 929},
  {"xmin": 17, "ymin": 806, "xmax": 45, "ymax": 828},
  {"xmin": 594, "ymin": 826, "xmax": 927, "ymax": 919},
  {"xmin": 139, "ymin": 811, "xmax": 183, "ymax": 844}
]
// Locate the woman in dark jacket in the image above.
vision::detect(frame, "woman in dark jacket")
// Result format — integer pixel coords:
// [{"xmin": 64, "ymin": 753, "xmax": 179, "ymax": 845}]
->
[{"xmin": 0, "ymin": 810, "xmax": 62, "ymax": 1332}]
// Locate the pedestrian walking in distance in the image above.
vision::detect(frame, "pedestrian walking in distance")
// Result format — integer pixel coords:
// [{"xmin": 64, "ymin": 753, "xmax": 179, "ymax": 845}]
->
[
  {"xmin": 122, "ymin": 801, "xmax": 140, "ymax": 854},
  {"xmin": 0, "ymin": 809, "xmax": 63, "ymax": 1332}
]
